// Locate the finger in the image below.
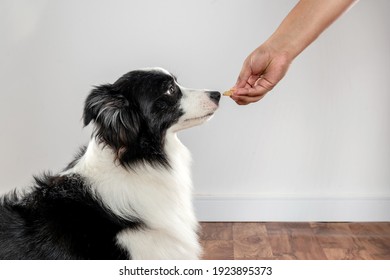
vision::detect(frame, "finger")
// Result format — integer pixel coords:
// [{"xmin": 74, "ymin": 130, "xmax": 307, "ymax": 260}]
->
[
  {"xmin": 235, "ymin": 59, "xmax": 252, "ymax": 89},
  {"xmin": 247, "ymin": 75, "xmax": 260, "ymax": 87},
  {"xmin": 235, "ymin": 95, "xmax": 266, "ymax": 105},
  {"xmin": 234, "ymin": 87, "xmax": 250, "ymax": 95},
  {"xmin": 231, "ymin": 93, "xmax": 266, "ymax": 105},
  {"xmin": 235, "ymin": 83, "xmax": 269, "ymax": 97},
  {"xmin": 255, "ymin": 75, "xmax": 277, "ymax": 92},
  {"xmin": 231, "ymin": 83, "xmax": 254, "ymax": 95}
]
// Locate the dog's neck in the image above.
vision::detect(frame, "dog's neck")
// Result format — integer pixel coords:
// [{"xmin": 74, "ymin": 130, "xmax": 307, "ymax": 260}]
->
[
  {"xmin": 62, "ymin": 132, "xmax": 193, "ymax": 219},
  {"xmin": 78, "ymin": 131, "xmax": 191, "ymax": 174}
]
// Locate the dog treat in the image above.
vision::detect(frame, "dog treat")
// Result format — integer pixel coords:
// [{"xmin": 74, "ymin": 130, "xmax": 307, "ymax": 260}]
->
[{"xmin": 223, "ymin": 89, "xmax": 234, "ymax": 96}]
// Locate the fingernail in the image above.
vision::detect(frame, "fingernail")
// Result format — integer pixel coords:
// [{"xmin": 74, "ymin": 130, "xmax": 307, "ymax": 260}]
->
[{"xmin": 233, "ymin": 89, "xmax": 241, "ymax": 95}]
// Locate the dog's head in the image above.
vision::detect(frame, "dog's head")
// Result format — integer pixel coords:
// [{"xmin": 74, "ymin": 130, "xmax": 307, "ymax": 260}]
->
[{"xmin": 83, "ymin": 67, "xmax": 220, "ymax": 167}]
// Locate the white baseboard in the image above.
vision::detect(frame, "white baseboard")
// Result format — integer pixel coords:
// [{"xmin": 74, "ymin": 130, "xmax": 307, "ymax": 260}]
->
[{"xmin": 194, "ymin": 195, "xmax": 390, "ymax": 222}]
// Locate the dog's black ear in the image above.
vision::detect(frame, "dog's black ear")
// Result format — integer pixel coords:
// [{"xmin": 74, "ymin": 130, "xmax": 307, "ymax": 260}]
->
[
  {"xmin": 83, "ymin": 84, "xmax": 140, "ymax": 158},
  {"xmin": 83, "ymin": 84, "xmax": 119, "ymax": 127}
]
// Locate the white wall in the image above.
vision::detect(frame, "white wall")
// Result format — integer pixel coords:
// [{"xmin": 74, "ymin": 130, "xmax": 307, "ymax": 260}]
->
[{"xmin": 1, "ymin": 0, "xmax": 389, "ymax": 221}]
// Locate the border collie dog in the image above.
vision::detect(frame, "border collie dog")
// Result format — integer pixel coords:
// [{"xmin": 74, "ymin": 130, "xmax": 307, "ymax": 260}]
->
[{"xmin": 0, "ymin": 68, "xmax": 220, "ymax": 259}]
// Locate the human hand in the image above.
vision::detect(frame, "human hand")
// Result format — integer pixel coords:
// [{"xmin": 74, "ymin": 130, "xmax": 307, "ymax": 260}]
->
[{"xmin": 231, "ymin": 43, "xmax": 292, "ymax": 105}]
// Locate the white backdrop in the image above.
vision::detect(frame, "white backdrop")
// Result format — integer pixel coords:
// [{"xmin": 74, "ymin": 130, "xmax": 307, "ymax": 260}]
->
[{"xmin": 1, "ymin": 0, "xmax": 389, "ymax": 221}]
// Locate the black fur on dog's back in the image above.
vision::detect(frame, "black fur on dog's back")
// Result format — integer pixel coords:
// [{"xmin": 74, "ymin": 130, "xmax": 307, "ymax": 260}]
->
[{"xmin": 0, "ymin": 173, "xmax": 143, "ymax": 259}]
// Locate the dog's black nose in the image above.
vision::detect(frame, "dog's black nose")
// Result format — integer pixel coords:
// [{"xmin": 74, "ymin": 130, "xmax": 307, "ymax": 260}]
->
[{"xmin": 208, "ymin": 91, "xmax": 221, "ymax": 104}]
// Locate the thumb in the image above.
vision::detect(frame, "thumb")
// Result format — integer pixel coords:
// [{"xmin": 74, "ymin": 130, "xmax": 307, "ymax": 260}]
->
[{"xmin": 235, "ymin": 60, "xmax": 252, "ymax": 88}]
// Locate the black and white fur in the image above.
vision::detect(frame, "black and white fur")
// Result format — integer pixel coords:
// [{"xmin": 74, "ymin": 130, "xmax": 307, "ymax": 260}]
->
[{"xmin": 0, "ymin": 67, "xmax": 220, "ymax": 259}]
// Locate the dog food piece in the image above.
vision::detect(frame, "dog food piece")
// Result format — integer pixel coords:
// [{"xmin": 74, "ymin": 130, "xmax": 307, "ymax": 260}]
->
[{"xmin": 223, "ymin": 89, "xmax": 234, "ymax": 96}]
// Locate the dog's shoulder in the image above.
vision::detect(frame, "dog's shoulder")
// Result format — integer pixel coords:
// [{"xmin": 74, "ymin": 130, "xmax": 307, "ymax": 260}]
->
[{"xmin": 0, "ymin": 173, "xmax": 141, "ymax": 259}]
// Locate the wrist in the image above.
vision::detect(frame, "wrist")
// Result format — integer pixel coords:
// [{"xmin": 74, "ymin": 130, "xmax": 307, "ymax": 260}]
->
[
  {"xmin": 264, "ymin": 32, "xmax": 302, "ymax": 62},
  {"xmin": 261, "ymin": 36, "xmax": 297, "ymax": 67}
]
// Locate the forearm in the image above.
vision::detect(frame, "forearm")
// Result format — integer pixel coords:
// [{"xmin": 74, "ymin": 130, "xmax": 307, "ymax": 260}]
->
[{"xmin": 266, "ymin": 0, "xmax": 357, "ymax": 59}]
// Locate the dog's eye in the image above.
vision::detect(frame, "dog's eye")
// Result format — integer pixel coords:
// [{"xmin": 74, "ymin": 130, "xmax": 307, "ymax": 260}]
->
[{"xmin": 166, "ymin": 85, "xmax": 176, "ymax": 95}]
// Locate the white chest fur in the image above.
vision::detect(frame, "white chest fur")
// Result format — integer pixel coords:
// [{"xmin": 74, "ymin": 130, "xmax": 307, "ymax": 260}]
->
[{"xmin": 64, "ymin": 132, "xmax": 201, "ymax": 259}]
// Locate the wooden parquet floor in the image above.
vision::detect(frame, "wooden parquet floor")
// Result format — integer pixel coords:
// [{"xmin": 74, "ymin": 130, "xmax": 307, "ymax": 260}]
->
[{"xmin": 199, "ymin": 222, "xmax": 390, "ymax": 260}]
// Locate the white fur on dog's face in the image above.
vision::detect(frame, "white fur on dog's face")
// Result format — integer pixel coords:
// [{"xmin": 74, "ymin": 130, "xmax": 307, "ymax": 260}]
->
[
  {"xmin": 83, "ymin": 67, "xmax": 220, "ymax": 168},
  {"xmin": 170, "ymin": 85, "xmax": 219, "ymax": 132}
]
